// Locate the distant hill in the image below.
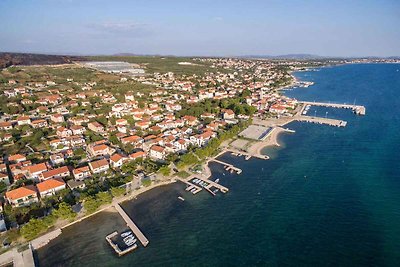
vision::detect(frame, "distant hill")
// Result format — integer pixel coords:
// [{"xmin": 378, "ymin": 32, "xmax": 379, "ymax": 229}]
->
[
  {"xmin": 241, "ymin": 54, "xmax": 325, "ymax": 60},
  {"xmin": 0, "ymin": 52, "xmax": 85, "ymax": 69}
]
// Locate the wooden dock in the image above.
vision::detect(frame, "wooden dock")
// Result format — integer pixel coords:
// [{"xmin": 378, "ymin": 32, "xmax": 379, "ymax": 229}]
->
[
  {"xmin": 210, "ymin": 159, "xmax": 243, "ymax": 174},
  {"xmin": 226, "ymin": 148, "xmax": 269, "ymax": 160},
  {"xmin": 114, "ymin": 204, "xmax": 149, "ymax": 247},
  {"xmin": 179, "ymin": 179, "xmax": 203, "ymax": 194},
  {"xmin": 197, "ymin": 177, "xmax": 229, "ymax": 194},
  {"xmin": 299, "ymin": 101, "xmax": 366, "ymax": 115}
]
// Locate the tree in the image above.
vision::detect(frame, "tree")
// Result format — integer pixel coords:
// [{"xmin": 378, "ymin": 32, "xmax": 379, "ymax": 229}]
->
[
  {"xmin": 121, "ymin": 161, "xmax": 137, "ymax": 174},
  {"xmin": 53, "ymin": 202, "xmax": 76, "ymax": 221},
  {"xmin": 96, "ymin": 191, "xmax": 112, "ymax": 204},
  {"xmin": 159, "ymin": 166, "xmax": 171, "ymax": 176},
  {"xmin": 74, "ymin": 147, "xmax": 86, "ymax": 157},
  {"xmin": 241, "ymin": 89, "xmax": 251, "ymax": 98},
  {"xmin": 0, "ymin": 181, "xmax": 7, "ymax": 193},
  {"xmin": 20, "ymin": 215, "xmax": 56, "ymax": 241},
  {"xmin": 111, "ymin": 187, "xmax": 125, "ymax": 198},
  {"xmin": 95, "ymin": 116, "xmax": 108, "ymax": 126},
  {"xmin": 83, "ymin": 196, "xmax": 100, "ymax": 214},
  {"xmin": 109, "ymin": 133, "xmax": 120, "ymax": 145}
]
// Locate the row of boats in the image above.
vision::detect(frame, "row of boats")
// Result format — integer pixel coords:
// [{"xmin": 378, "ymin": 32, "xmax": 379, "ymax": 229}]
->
[
  {"xmin": 121, "ymin": 231, "xmax": 137, "ymax": 247},
  {"xmin": 192, "ymin": 178, "xmax": 209, "ymax": 187},
  {"xmin": 302, "ymin": 104, "xmax": 311, "ymax": 115}
]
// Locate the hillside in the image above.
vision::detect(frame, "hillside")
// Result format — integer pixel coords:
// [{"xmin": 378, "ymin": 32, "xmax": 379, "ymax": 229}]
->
[{"xmin": 0, "ymin": 52, "xmax": 85, "ymax": 69}]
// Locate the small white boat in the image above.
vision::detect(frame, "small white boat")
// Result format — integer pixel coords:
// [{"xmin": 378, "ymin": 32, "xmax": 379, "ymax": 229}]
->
[
  {"xmin": 125, "ymin": 238, "xmax": 137, "ymax": 246},
  {"xmin": 215, "ymin": 178, "xmax": 220, "ymax": 183},
  {"xmin": 123, "ymin": 235, "xmax": 135, "ymax": 242},
  {"xmin": 121, "ymin": 231, "xmax": 132, "ymax": 238},
  {"xmin": 178, "ymin": 196, "xmax": 185, "ymax": 201}
]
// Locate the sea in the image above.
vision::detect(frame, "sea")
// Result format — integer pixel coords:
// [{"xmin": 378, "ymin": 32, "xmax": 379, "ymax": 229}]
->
[{"xmin": 36, "ymin": 63, "xmax": 400, "ymax": 267}]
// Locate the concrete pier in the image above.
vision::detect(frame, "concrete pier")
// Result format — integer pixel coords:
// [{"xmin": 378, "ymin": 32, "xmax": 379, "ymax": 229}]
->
[
  {"xmin": 299, "ymin": 101, "xmax": 366, "ymax": 115},
  {"xmin": 294, "ymin": 116, "xmax": 347, "ymax": 127},
  {"xmin": 114, "ymin": 204, "xmax": 149, "ymax": 247}
]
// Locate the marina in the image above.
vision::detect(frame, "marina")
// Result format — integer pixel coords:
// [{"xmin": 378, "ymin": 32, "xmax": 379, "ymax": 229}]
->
[{"xmin": 299, "ymin": 101, "xmax": 366, "ymax": 115}]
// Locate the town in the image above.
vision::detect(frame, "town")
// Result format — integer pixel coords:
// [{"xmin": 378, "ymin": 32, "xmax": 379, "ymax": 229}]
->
[{"xmin": 0, "ymin": 55, "xmax": 378, "ymax": 259}]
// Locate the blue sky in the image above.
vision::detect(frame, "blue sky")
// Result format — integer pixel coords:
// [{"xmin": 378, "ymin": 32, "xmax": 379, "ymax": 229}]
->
[{"xmin": 1, "ymin": 0, "xmax": 399, "ymax": 57}]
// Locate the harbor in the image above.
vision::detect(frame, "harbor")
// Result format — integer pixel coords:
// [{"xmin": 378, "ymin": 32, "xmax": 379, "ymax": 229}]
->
[{"xmin": 299, "ymin": 101, "xmax": 366, "ymax": 115}]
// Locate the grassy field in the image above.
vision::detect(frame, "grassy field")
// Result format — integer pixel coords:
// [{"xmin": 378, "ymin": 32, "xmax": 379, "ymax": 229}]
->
[
  {"xmin": 86, "ymin": 55, "xmax": 223, "ymax": 75},
  {"xmin": 0, "ymin": 65, "xmax": 97, "ymax": 84}
]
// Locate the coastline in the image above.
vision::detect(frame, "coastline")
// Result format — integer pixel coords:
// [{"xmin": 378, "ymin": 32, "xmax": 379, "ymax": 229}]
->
[
  {"xmin": 20, "ymin": 65, "xmax": 302, "ymax": 263},
  {"xmin": 29, "ymin": 179, "xmax": 177, "ymax": 251},
  {"xmin": 247, "ymin": 127, "xmax": 285, "ymax": 154},
  {"xmin": 32, "ymin": 63, "xmax": 400, "ymax": 267}
]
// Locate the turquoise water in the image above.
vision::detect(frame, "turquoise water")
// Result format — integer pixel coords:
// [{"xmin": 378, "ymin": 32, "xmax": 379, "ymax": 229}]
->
[{"xmin": 36, "ymin": 63, "xmax": 400, "ymax": 266}]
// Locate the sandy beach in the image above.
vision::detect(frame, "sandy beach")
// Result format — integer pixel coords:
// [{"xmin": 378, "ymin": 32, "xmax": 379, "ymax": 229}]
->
[{"xmin": 247, "ymin": 126, "xmax": 289, "ymax": 156}]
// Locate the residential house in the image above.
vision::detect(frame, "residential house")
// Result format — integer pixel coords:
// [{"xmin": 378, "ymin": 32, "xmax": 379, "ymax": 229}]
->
[
  {"xmin": 70, "ymin": 125, "xmax": 85, "ymax": 135},
  {"xmin": 129, "ymin": 151, "xmax": 146, "ymax": 161},
  {"xmin": 23, "ymin": 163, "xmax": 48, "ymax": 180},
  {"xmin": 0, "ymin": 172, "xmax": 10, "ymax": 185},
  {"xmin": 110, "ymin": 153, "xmax": 127, "ymax": 169},
  {"xmin": 67, "ymin": 180, "xmax": 86, "ymax": 190},
  {"xmin": 87, "ymin": 144, "xmax": 115, "ymax": 157},
  {"xmin": 149, "ymin": 145, "xmax": 166, "ymax": 160},
  {"xmin": 222, "ymin": 109, "xmax": 235, "ymax": 120},
  {"xmin": 5, "ymin": 186, "xmax": 38, "ymax": 207},
  {"xmin": 37, "ymin": 178, "xmax": 66, "ymax": 198},
  {"xmin": 17, "ymin": 116, "xmax": 31, "ymax": 126},
  {"xmin": 57, "ymin": 127, "xmax": 73, "ymax": 138},
  {"xmin": 88, "ymin": 122, "xmax": 105, "ymax": 133},
  {"xmin": 8, "ymin": 154, "xmax": 26, "ymax": 163},
  {"xmin": 31, "ymin": 119, "xmax": 48, "ymax": 128},
  {"xmin": 190, "ymin": 131, "xmax": 215, "ymax": 147},
  {"xmin": 50, "ymin": 114, "xmax": 64, "ymax": 123},
  {"xmin": 50, "ymin": 153, "xmax": 65, "ymax": 166},
  {"xmin": 174, "ymin": 139, "xmax": 189, "ymax": 152},
  {"xmin": 40, "ymin": 166, "xmax": 70, "ymax": 181},
  {"xmin": 72, "ymin": 166, "xmax": 91, "ymax": 180},
  {"xmin": 0, "ymin": 121, "xmax": 13, "ymax": 131},
  {"xmin": 88, "ymin": 159, "xmax": 109, "ymax": 174},
  {"xmin": 121, "ymin": 135, "xmax": 143, "ymax": 146}
]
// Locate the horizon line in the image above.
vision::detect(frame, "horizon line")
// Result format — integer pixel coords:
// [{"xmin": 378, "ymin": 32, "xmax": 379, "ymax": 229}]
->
[{"xmin": 1, "ymin": 50, "xmax": 399, "ymax": 59}]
